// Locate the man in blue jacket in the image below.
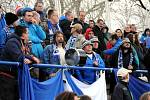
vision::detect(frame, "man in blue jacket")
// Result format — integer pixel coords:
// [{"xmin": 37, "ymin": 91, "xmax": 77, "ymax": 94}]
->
[{"xmin": 76, "ymin": 40, "xmax": 105, "ymax": 84}]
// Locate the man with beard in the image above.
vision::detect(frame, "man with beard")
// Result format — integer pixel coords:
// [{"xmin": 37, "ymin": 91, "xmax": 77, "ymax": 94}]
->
[
  {"xmin": 110, "ymin": 38, "xmax": 139, "ymax": 70},
  {"xmin": 41, "ymin": 31, "xmax": 66, "ymax": 80}
]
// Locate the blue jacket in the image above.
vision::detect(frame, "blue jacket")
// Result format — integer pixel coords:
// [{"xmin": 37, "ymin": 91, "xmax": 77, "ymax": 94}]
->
[
  {"xmin": 0, "ymin": 26, "xmax": 15, "ymax": 55},
  {"xmin": 20, "ymin": 20, "xmax": 46, "ymax": 58},
  {"xmin": 104, "ymin": 38, "xmax": 122, "ymax": 55},
  {"xmin": 76, "ymin": 52, "xmax": 105, "ymax": 84},
  {"xmin": 41, "ymin": 44, "xmax": 64, "ymax": 74},
  {"xmin": 0, "ymin": 14, "xmax": 6, "ymax": 31}
]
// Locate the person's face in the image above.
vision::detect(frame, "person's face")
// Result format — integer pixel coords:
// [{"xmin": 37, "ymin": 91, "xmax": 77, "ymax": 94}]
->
[
  {"xmin": 123, "ymin": 42, "xmax": 131, "ymax": 49},
  {"xmin": 89, "ymin": 21, "xmax": 94, "ymax": 28},
  {"xmin": 35, "ymin": 3, "xmax": 43, "ymax": 12},
  {"xmin": 21, "ymin": 30, "xmax": 28, "ymax": 41},
  {"xmin": 56, "ymin": 33, "xmax": 64, "ymax": 44},
  {"xmin": 131, "ymin": 25, "xmax": 136, "ymax": 32},
  {"xmin": 116, "ymin": 30, "xmax": 122, "ymax": 37},
  {"xmin": 110, "ymin": 39, "xmax": 117, "ymax": 46},
  {"xmin": 125, "ymin": 25, "xmax": 131, "ymax": 32},
  {"xmin": 146, "ymin": 31, "xmax": 150, "ymax": 36},
  {"xmin": 98, "ymin": 21, "xmax": 104, "ymax": 29},
  {"xmin": 24, "ymin": 12, "xmax": 33, "ymax": 22},
  {"xmin": 93, "ymin": 42, "xmax": 99, "ymax": 49},
  {"xmin": 132, "ymin": 35, "xmax": 135, "ymax": 43},
  {"xmin": 83, "ymin": 44, "xmax": 93, "ymax": 53},
  {"xmin": 88, "ymin": 31, "xmax": 94, "ymax": 39},
  {"xmin": 50, "ymin": 11, "xmax": 59, "ymax": 24},
  {"xmin": 79, "ymin": 11, "xmax": 86, "ymax": 22},
  {"xmin": 67, "ymin": 13, "xmax": 74, "ymax": 21}
]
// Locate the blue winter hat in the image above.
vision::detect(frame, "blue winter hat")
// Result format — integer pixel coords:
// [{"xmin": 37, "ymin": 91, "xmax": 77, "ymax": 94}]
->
[{"xmin": 22, "ymin": 7, "xmax": 33, "ymax": 16}]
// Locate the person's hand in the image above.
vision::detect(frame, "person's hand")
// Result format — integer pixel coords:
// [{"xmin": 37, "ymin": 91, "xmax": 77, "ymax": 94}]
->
[
  {"xmin": 31, "ymin": 18, "xmax": 39, "ymax": 24},
  {"xmin": 93, "ymin": 61, "xmax": 99, "ymax": 67},
  {"xmin": 32, "ymin": 56, "xmax": 40, "ymax": 64},
  {"xmin": 24, "ymin": 58, "xmax": 32, "ymax": 64},
  {"xmin": 128, "ymin": 65, "xmax": 133, "ymax": 70}
]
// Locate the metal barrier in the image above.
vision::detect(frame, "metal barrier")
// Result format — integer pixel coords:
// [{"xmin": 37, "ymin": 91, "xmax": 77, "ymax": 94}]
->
[{"xmin": 0, "ymin": 61, "xmax": 148, "ymax": 73}]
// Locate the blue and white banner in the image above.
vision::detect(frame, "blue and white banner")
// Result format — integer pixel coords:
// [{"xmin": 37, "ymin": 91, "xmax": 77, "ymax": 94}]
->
[{"xmin": 64, "ymin": 71, "xmax": 107, "ymax": 100}]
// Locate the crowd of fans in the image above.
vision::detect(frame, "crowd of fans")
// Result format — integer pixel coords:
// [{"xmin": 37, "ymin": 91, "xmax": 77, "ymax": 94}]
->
[{"xmin": 0, "ymin": 1, "xmax": 149, "ymax": 100}]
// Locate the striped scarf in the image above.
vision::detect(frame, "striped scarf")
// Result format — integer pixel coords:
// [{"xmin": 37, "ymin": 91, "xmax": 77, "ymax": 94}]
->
[{"xmin": 118, "ymin": 49, "xmax": 133, "ymax": 68}]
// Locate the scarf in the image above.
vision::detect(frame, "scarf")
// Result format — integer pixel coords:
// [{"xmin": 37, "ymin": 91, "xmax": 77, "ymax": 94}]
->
[{"xmin": 118, "ymin": 49, "xmax": 133, "ymax": 68}]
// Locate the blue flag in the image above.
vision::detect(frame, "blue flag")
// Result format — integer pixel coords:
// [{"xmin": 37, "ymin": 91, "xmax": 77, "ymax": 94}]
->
[
  {"xmin": 128, "ymin": 75, "xmax": 150, "ymax": 100},
  {"xmin": 18, "ymin": 64, "xmax": 35, "ymax": 100}
]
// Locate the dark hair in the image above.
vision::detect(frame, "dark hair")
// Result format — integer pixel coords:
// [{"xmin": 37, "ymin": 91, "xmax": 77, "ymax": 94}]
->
[
  {"xmin": 115, "ymin": 29, "xmax": 122, "ymax": 33},
  {"xmin": 140, "ymin": 92, "xmax": 150, "ymax": 100},
  {"xmin": 126, "ymin": 33, "xmax": 134, "ymax": 43},
  {"xmin": 65, "ymin": 11, "xmax": 72, "ymax": 16},
  {"xmin": 111, "ymin": 34, "xmax": 119, "ymax": 40},
  {"xmin": 101, "ymin": 26, "xmax": 109, "ymax": 33},
  {"xmin": 97, "ymin": 19, "xmax": 104, "ymax": 23},
  {"xmin": 55, "ymin": 91, "xmax": 77, "ymax": 100},
  {"xmin": 23, "ymin": 9, "xmax": 33, "ymax": 16},
  {"xmin": 15, "ymin": 25, "xmax": 27, "ymax": 37},
  {"xmin": 79, "ymin": 95, "xmax": 91, "ymax": 100},
  {"xmin": 53, "ymin": 31, "xmax": 66, "ymax": 48},
  {"xmin": 143, "ymin": 28, "xmax": 150, "ymax": 36},
  {"xmin": 47, "ymin": 9, "xmax": 56, "ymax": 18}
]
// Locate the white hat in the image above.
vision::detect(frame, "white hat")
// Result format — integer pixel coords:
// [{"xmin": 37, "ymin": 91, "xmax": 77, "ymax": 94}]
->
[{"xmin": 117, "ymin": 68, "xmax": 132, "ymax": 77}]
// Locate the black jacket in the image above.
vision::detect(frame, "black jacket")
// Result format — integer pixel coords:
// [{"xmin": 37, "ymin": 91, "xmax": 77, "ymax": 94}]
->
[
  {"xmin": 112, "ymin": 81, "xmax": 133, "ymax": 100},
  {"xmin": 0, "ymin": 33, "xmax": 24, "ymax": 77},
  {"xmin": 59, "ymin": 19, "xmax": 72, "ymax": 41},
  {"xmin": 93, "ymin": 25, "xmax": 106, "ymax": 51}
]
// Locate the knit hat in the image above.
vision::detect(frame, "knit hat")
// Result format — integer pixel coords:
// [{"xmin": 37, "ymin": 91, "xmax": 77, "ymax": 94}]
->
[
  {"xmin": 85, "ymin": 28, "xmax": 93, "ymax": 33},
  {"xmin": 117, "ymin": 68, "xmax": 132, "ymax": 77},
  {"xmin": 90, "ymin": 36, "xmax": 99, "ymax": 43},
  {"xmin": 5, "ymin": 12, "xmax": 18, "ymax": 25},
  {"xmin": 22, "ymin": 7, "xmax": 33, "ymax": 16},
  {"xmin": 82, "ymin": 40, "xmax": 93, "ymax": 49}
]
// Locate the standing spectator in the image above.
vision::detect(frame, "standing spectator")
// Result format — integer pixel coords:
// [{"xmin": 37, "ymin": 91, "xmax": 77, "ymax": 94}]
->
[
  {"xmin": 112, "ymin": 68, "xmax": 133, "ymax": 100},
  {"xmin": 124, "ymin": 24, "xmax": 131, "ymax": 37},
  {"xmin": 78, "ymin": 11, "xmax": 89, "ymax": 34},
  {"xmin": 140, "ymin": 28, "xmax": 150, "ymax": 45},
  {"xmin": 44, "ymin": 9, "xmax": 61, "ymax": 45},
  {"xmin": 93, "ymin": 19, "xmax": 106, "ymax": 51},
  {"xmin": 84, "ymin": 28, "xmax": 94, "ymax": 40},
  {"xmin": 0, "ymin": 12, "xmax": 18, "ymax": 56},
  {"xmin": 0, "ymin": 25, "xmax": 40, "ymax": 100},
  {"xmin": 41, "ymin": 31, "xmax": 66, "ymax": 80},
  {"xmin": 89, "ymin": 20, "xmax": 95, "ymax": 28},
  {"xmin": 116, "ymin": 29, "xmax": 123, "ymax": 39},
  {"xmin": 59, "ymin": 11, "xmax": 74, "ymax": 41},
  {"xmin": 110, "ymin": 38, "xmax": 139, "ymax": 70},
  {"xmin": 76, "ymin": 40, "xmax": 105, "ymax": 84},
  {"xmin": 127, "ymin": 33, "xmax": 146, "ymax": 69},
  {"xmin": 90, "ymin": 36, "xmax": 104, "ymax": 58},
  {"xmin": 20, "ymin": 8, "xmax": 46, "ymax": 58},
  {"xmin": 65, "ymin": 23, "xmax": 85, "ymax": 50},
  {"xmin": 130, "ymin": 24, "xmax": 137, "ymax": 34},
  {"xmin": 0, "ymin": 5, "xmax": 6, "ymax": 33},
  {"xmin": 34, "ymin": 1, "xmax": 46, "ymax": 21}
]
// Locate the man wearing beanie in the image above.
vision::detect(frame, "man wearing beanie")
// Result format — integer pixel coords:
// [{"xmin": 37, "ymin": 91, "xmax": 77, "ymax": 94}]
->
[
  {"xmin": 0, "ymin": 12, "xmax": 18, "ymax": 56},
  {"xmin": 75, "ymin": 40, "xmax": 105, "ymax": 84}
]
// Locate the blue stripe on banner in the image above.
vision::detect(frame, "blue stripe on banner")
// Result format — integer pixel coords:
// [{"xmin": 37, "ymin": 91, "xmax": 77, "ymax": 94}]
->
[
  {"xmin": 32, "ymin": 71, "xmax": 64, "ymax": 100},
  {"xmin": 64, "ymin": 70, "xmax": 83, "ymax": 95},
  {"xmin": 128, "ymin": 76, "xmax": 150, "ymax": 100},
  {"xmin": 18, "ymin": 64, "xmax": 35, "ymax": 100}
]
